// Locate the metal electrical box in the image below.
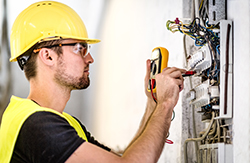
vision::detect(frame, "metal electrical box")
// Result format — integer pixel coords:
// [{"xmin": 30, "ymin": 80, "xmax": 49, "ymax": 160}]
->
[{"xmin": 209, "ymin": 0, "xmax": 227, "ymax": 24}]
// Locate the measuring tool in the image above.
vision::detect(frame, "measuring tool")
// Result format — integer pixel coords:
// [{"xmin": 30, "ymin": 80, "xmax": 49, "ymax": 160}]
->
[
  {"xmin": 147, "ymin": 47, "xmax": 173, "ymax": 144},
  {"xmin": 147, "ymin": 47, "xmax": 169, "ymax": 94}
]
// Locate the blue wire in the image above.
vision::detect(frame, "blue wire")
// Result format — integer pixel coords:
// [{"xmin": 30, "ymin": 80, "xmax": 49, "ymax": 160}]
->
[
  {"xmin": 216, "ymin": 45, "xmax": 220, "ymax": 55},
  {"xmin": 176, "ymin": 18, "xmax": 219, "ymax": 47}
]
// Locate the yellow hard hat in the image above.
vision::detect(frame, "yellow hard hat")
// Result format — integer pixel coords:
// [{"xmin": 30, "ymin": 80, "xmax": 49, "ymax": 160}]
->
[{"xmin": 10, "ymin": 1, "xmax": 100, "ymax": 62}]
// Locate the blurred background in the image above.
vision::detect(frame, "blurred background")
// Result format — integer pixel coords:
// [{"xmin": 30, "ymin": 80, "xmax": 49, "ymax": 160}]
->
[{"xmin": 0, "ymin": 0, "xmax": 250, "ymax": 163}]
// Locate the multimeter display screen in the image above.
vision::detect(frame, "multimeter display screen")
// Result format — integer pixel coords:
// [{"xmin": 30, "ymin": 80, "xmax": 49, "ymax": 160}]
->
[{"xmin": 151, "ymin": 49, "xmax": 160, "ymax": 60}]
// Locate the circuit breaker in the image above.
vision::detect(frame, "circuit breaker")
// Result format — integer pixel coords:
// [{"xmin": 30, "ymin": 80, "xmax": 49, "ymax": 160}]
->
[
  {"xmin": 186, "ymin": 20, "xmax": 233, "ymax": 163},
  {"xmin": 166, "ymin": 0, "xmax": 233, "ymax": 162}
]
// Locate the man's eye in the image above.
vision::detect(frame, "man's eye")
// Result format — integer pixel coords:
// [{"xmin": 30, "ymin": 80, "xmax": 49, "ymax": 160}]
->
[{"xmin": 72, "ymin": 43, "xmax": 88, "ymax": 56}]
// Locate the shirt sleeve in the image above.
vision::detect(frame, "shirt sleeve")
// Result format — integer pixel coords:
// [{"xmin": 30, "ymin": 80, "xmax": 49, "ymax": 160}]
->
[{"xmin": 11, "ymin": 111, "xmax": 85, "ymax": 163}]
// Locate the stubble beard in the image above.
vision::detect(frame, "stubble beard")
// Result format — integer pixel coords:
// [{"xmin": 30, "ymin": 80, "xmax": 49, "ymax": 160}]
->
[{"xmin": 54, "ymin": 58, "xmax": 90, "ymax": 90}]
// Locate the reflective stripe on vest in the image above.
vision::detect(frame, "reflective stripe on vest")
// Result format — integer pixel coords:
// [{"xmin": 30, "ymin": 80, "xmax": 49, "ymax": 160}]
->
[{"xmin": 0, "ymin": 96, "xmax": 88, "ymax": 163}]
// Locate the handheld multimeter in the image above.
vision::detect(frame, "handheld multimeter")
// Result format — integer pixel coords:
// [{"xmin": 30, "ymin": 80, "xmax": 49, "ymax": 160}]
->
[
  {"xmin": 147, "ymin": 47, "xmax": 173, "ymax": 144},
  {"xmin": 147, "ymin": 47, "xmax": 169, "ymax": 93}
]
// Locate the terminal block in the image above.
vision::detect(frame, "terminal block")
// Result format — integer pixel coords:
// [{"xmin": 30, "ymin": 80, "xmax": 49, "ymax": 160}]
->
[
  {"xmin": 188, "ymin": 45, "xmax": 212, "ymax": 75},
  {"xmin": 189, "ymin": 80, "xmax": 220, "ymax": 109}
]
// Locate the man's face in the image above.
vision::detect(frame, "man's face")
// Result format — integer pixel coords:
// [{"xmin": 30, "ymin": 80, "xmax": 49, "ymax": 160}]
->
[{"xmin": 54, "ymin": 39, "xmax": 94, "ymax": 90}]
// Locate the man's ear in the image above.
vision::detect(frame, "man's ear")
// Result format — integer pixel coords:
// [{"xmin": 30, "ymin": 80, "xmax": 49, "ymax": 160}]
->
[{"xmin": 38, "ymin": 48, "xmax": 57, "ymax": 66}]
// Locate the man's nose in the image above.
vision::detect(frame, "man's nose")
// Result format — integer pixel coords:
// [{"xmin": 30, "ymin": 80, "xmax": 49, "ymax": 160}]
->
[{"xmin": 85, "ymin": 53, "xmax": 94, "ymax": 64}]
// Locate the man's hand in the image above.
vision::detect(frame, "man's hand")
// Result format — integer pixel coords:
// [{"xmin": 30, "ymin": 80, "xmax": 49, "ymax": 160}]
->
[
  {"xmin": 144, "ymin": 59, "xmax": 158, "ymax": 112},
  {"xmin": 145, "ymin": 59, "xmax": 186, "ymax": 107},
  {"xmin": 155, "ymin": 67, "xmax": 186, "ymax": 108},
  {"xmin": 67, "ymin": 61, "xmax": 186, "ymax": 163}
]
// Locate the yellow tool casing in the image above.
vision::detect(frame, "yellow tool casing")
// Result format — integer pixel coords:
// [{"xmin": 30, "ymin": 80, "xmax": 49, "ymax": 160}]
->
[{"xmin": 147, "ymin": 47, "xmax": 169, "ymax": 93}]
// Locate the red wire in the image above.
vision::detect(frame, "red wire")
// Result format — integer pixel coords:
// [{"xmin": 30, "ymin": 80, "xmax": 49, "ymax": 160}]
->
[
  {"xmin": 150, "ymin": 79, "xmax": 157, "ymax": 102},
  {"xmin": 166, "ymin": 139, "xmax": 174, "ymax": 144}
]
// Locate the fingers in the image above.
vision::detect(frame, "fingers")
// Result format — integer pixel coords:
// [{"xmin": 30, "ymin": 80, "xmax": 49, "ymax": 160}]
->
[
  {"xmin": 144, "ymin": 59, "xmax": 186, "ymax": 101},
  {"xmin": 162, "ymin": 66, "xmax": 186, "ymax": 74},
  {"xmin": 157, "ymin": 67, "xmax": 186, "ymax": 93},
  {"xmin": 162, "ymin": 67, "xmax": 185, "ymax": 82},
  {"xmin": 169, "ymin": 69, "xmax": 183, "ymax": 79}
]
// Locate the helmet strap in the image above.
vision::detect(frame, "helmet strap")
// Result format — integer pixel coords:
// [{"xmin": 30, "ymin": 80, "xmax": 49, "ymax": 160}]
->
[{"xmin": 17, "ymin": 55, "xmax": 30, "ymax": 70}]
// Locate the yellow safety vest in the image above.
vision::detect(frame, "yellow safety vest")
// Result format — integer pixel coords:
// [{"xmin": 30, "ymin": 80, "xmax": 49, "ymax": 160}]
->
[{"xmin": 0, "ymin": 96, "xmax": 88, "ymax": 163}]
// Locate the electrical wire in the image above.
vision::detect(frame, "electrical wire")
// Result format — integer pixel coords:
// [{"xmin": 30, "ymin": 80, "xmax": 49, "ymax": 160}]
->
[
  {"xmin": 168, "ymin": 1, "xmax": 232, "ymax": 162},
  {"xmin": 167, "ymin": 13, "xmax": 222, "ymax": 162},
  {"xmin": 178, "ymin": 1, "xmax": 219, "ymax": 161},
  {"xmin": 184, "ymin": 112, "xmax": 215, "ymax": 163},
  {"xmin": 150, "ymin": 79, "xmax": 157, "ymax": 103},
  {"xmin": 199, "ymin": 0, "xmax": 204, "ymax": 11},
  {"xmin": 176, "ymin": 17, "xmax": 220, "ymax": 162},
  {"xmin": 166, "ymin": 17, "xmax": 219, "ymax": 49},
  {"xmin": 183, "ymin": 34, "xmax": 199, "ymax": 162},
  {"xmin": 217, "ymin": 119, "xmax": 221, "ymax": 142}
]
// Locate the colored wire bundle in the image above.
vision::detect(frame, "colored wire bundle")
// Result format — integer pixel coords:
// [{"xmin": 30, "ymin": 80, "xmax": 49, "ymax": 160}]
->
[
  {"xmin": 166, "ymin": 17, "xmax": 219, "ymax": 48},
  {"xmin": 167, "ymin": 17, "xmax": 220, "ymax": 81}
]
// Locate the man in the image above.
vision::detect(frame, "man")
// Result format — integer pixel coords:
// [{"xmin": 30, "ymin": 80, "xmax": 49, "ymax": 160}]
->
[{"xmin": 0, "ymin": 1, "xmax": 185, "ymax": 163}]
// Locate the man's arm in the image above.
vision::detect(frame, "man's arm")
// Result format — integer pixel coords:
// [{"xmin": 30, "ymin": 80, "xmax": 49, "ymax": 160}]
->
[
  {"xmin": 66, "ymin": 101, "xmax": 174, "ymax": 163},
  {"xmin": 124, "ymin": 60, "xmax": 157, "ymax": 153},
  {"xmin": 121, "ymin": 99, "xmax": 156, "ymax": 154},
  {"xmin": 111, "ymin": 98, "xmax": 156, "ymax": 155},
  {"xmin": 66, "ymin": 62, "xmax": 185, "ymax": 163}
]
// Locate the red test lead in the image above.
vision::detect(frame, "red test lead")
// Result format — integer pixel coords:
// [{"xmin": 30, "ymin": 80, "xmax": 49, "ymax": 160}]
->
[{"xmin": 182, "ymin": 71, "xmax": 196, "ymax": 77}]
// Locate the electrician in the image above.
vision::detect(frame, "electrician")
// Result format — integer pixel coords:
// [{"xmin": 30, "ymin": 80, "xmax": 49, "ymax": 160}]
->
[{"xmin": 0, "ymin": 1, "xmax": 186, "ymax": 162}]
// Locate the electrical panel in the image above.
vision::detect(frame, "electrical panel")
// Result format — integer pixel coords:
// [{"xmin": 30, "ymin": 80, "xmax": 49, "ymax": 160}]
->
[
  {"xmin": 187, "ymin": 45, "xmax": 212, "ymax": 75},
  {"xmin": 188, "ymin": 79, "xmax": 220, "ymax": 110},
  {"xmin": 166, "ymin": 0, "xmax": 233, "ymax": 162}
]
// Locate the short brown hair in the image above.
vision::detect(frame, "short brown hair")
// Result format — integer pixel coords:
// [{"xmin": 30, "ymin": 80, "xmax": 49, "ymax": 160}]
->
[{"xmin": 23, "ymin": 39, "xmax": 63, "ymax": 80}]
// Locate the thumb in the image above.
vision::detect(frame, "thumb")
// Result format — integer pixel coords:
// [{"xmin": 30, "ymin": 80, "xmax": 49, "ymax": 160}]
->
[{"xmin": 145, "ymin": 59, "xmax": 151, "ymax": 81}]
